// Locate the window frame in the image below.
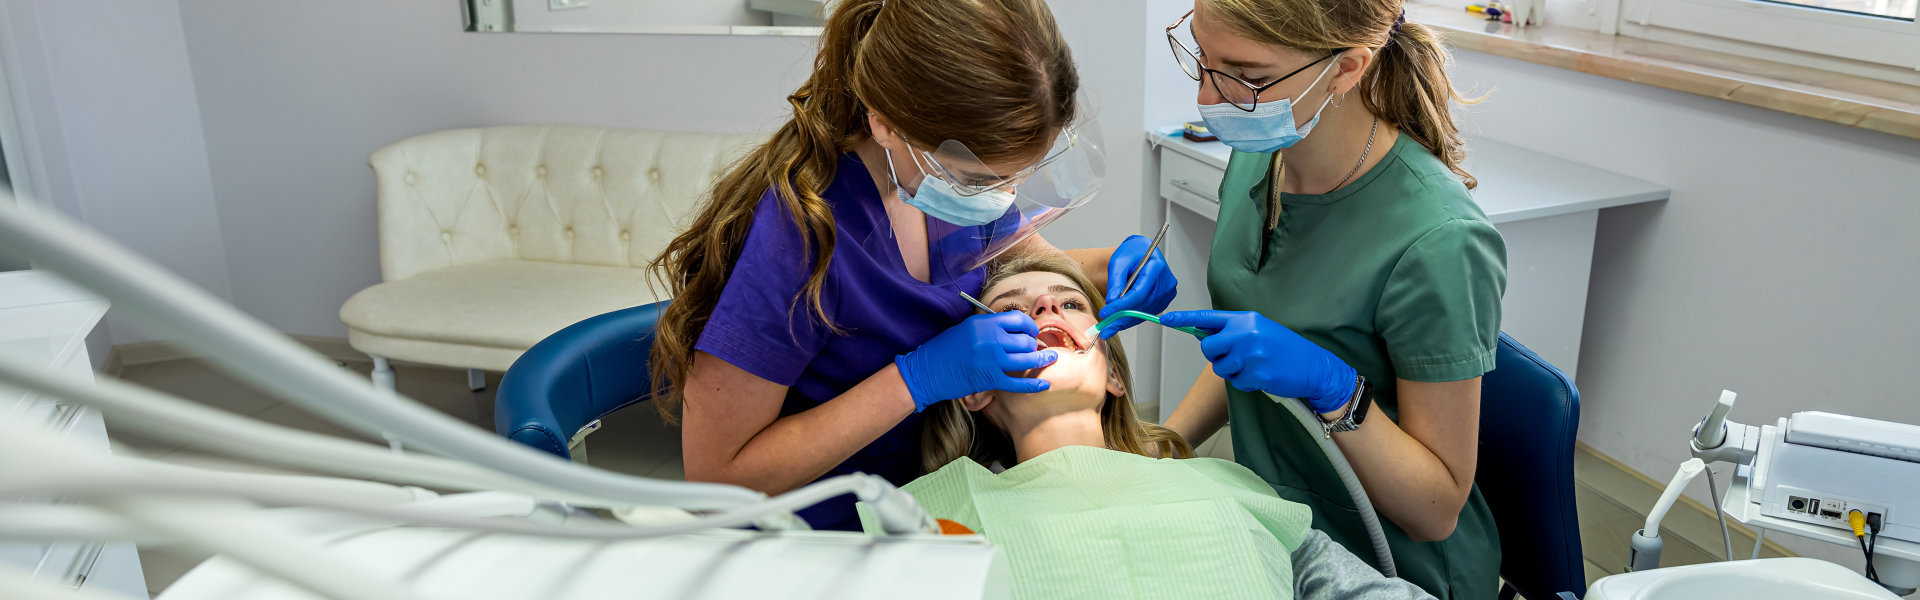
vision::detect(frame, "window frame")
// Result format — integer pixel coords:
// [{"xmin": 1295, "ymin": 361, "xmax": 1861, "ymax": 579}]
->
[{"xmin": 1613, "ymin": 0, "xmax": 1920, "ymax": 70}]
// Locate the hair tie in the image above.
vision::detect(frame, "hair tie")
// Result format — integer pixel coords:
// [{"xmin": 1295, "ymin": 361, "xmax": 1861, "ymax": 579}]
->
[{"xmin": 1391, "ymin": 8, "xmax": 1407, "ymax": 35}]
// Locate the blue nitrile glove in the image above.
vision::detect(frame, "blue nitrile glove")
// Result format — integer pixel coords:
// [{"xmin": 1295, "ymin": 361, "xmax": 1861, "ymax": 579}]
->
[
  {"xmin": 895, "ymin": 311, "xmax": 1058, "ymax": 412},
  {"xmin": 1098, "ymin": 234, "xmax": 1178, "ymax": 339},
  {"xmin": 1157, "ymin": 310, "xmax": 1357, "ymax": 414}
]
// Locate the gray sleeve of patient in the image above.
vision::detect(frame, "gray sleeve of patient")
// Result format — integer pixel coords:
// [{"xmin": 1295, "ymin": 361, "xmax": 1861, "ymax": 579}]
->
[{"xmin": 1291, "ymin": 529, "xmax": 1438, "ymax": 600}]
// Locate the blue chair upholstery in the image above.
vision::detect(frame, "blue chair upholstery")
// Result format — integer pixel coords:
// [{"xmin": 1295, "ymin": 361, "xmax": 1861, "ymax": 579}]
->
[
  {"xmin": 1479, "ymin": 332, "xmax": 1585, "ymax": 599},
  {"xmin": 494, "ymin": 300, "xmax": 669, "ymax": 459}
]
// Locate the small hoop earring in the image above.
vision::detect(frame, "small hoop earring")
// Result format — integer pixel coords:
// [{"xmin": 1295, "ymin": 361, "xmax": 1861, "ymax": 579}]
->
[{"xmin": 1332, "ymin": 92, "xmax": 1347, "ymax": 108}]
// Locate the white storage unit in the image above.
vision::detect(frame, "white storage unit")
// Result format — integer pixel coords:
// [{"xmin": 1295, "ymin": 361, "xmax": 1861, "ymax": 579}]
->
[{"xmin": 0, "ymin": 270, "xmax": 147, "ymax": 596}]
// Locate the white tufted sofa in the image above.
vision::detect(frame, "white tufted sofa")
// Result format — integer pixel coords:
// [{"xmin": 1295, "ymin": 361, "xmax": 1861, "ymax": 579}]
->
[{"xmin": 341, "ymin": 125, "xmax": 758, "ymax": 391}]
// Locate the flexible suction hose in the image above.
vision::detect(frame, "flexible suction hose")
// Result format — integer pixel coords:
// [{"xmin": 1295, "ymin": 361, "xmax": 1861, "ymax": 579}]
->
[{"xmin": 1273, "ymin": 393, "xmax": 1397, "ymax": 577}]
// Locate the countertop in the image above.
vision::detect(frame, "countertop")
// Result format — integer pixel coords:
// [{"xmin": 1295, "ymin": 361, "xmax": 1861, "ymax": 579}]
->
[{"xmin": 1148, "ymin": 131, "xmax": 1672, "ymax": 223}]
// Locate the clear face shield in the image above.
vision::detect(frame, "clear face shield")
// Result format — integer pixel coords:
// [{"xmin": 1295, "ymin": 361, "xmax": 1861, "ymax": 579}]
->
[{"xmin": 919, "ymin": 109, "xmax": 1106, "ymax": 275}]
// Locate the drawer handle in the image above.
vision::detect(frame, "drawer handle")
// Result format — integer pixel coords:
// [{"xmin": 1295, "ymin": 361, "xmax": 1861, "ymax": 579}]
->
[{"xmin": 1170, "ymin": 178, "xmax": 1220, "ymax": 204}]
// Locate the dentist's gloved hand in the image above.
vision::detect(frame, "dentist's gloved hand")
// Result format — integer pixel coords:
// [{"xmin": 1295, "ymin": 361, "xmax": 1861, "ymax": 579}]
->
[
  {"xmin": 1157, "ymin": 310, "xmax": 1357, "ymax": 414},
  {"xmin": 1098, "ymin": 234, "xmax": 1177, "ymax": 339},
  {"xmin": 896, "ymin": 311, "xmax": 1057, "ymax": 412}
]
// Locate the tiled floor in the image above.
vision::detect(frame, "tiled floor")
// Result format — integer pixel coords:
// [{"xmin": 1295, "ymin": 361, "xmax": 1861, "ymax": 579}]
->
[{"xmin": 106, "ymin": 356, "xmax": 683, "ymax": 597}]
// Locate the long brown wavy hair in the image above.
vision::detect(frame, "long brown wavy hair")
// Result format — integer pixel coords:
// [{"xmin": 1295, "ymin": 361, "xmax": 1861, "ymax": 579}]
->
[
  {"xmin": 920, "ymin": 253, "xmax": 1192, "ymax": 472},
  {"xmin": 647, "ymin": 0, "xmax": 1079, "ymax": 422},
  {"xmin": 1202, "ymin": 0, "xmax": 1482, "ymax": 189}
]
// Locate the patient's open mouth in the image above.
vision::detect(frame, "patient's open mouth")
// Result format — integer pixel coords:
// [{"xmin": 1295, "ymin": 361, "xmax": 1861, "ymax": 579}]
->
[{"xmin": 1036, "ymin": 324, "xmax": 1085, "ymax": 353}]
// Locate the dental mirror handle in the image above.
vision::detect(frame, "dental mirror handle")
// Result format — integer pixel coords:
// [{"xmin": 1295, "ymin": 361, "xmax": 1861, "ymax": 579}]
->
[{"xmin": 958, "ymin": 291, "xmax": 994, "ymax": 313}]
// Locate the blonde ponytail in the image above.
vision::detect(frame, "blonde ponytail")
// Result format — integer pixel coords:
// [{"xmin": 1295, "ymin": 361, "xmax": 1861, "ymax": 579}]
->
[{"xmin": 1361, "ymin": 22, "xmax": 1480, "ymax": 189}]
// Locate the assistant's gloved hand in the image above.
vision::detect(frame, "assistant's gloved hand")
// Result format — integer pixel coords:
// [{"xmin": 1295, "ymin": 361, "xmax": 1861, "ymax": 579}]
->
[
  {"xmin": 895, "ymin": 311, "xmax": 1058, "ymax": 412},
  {"xmin": 1157, "ymin": 310, "xmax": 1357, "ymax": 414},
  {"xmin": 1098, "ymin": 234, "xmax": 1177, "ymax": 339}
]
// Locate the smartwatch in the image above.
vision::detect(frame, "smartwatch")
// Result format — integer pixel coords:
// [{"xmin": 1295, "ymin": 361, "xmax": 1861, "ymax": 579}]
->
[{"xmin": 1320, "ymin": 375, "xmax": 1372, "ymax": 436}]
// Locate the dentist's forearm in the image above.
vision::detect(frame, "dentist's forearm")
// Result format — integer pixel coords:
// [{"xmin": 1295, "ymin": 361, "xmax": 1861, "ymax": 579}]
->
[
  {"xmin": 681, "ymin": 359, "xmax": 915, "ymax": 496},
  {"xmin": 1003, "ymin": 234, "xmax": 1112, "ymax": 290},
  {"xmin": 1065, "ymin": 246, "xmax": 1114, "ymax": 290}
]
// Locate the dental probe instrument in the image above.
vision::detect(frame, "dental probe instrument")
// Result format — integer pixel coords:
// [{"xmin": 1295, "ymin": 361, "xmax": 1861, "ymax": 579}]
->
[{"xmin": 959, "ymin": 291, "xmax": 995, "ymax": 313}]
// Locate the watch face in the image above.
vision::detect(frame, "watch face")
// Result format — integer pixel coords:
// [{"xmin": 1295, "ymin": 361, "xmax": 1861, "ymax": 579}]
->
[{"xmin": 1348, "ymin": 380, "xmax": 1373, "ymax": 425}]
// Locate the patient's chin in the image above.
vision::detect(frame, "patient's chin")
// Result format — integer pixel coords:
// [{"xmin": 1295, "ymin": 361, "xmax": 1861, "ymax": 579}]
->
[{"xmin": 1008, "ymin": 352, "xmax": 1107, "ymax": 410}]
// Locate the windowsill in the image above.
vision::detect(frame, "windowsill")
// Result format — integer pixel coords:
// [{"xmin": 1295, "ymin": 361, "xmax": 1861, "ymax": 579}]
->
[{"xmin": 1408, "ymin": 1, "xmax": 1920, "ymax": 140}]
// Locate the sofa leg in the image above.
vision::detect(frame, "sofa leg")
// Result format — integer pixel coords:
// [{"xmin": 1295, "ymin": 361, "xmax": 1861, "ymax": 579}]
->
[
  {"xmin": 370, "ymin": 356, "xmax": 396, "ymax": 392},
  {"xmin": 467, "ymin": 368, "xmax": 486, "ymax": 392}
]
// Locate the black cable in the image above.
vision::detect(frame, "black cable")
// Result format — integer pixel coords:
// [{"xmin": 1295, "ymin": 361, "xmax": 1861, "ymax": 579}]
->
[
  {"xmin": 1867, "ymin": 520, "xmax": 1883, "ymax": 582},
  {"xmin": 1858, "ymin": 535, "xmax": 1879, "ymax": 583}
]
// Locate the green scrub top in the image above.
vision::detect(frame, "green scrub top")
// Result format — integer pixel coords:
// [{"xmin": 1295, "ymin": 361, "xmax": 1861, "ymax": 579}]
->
[{"xmin": 1207, "ymin": 133, "xmax": 1507, "ymax": 599}]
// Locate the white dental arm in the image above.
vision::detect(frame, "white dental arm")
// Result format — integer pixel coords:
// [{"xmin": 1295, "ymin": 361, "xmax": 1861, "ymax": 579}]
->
[
  {"xmin": 0, "ymin": 198, "xmax": 937, "ymax": 535},
  {"xmin": 0, "ymin": 199, "xmax": 758, "ymax": 511}
]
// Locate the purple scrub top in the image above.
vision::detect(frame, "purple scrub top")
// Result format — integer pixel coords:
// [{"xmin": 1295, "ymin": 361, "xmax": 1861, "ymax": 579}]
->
[{"xmin": 694, "ymin": 152, "xmax": 1016, "ymax": 530}]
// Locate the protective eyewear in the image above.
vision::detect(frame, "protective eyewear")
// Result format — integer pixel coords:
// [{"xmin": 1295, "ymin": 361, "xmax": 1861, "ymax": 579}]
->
[
  {"xmin": 1166, "ymin": 9, "xmax": 1342, "ymax": 112},
  {"xmin": 914, "ymin": 125, "xmax": 1083, "ymax": 197},
  {"xmin": 923, "ymin": 107, "xmax": 1106, "ymax": 272}
]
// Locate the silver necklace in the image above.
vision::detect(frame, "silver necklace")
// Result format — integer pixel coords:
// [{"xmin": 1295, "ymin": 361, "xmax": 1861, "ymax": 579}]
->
[
  {"xmin": 1327, "ymin": 117, "xmax": 1379, "ymax": 194},
  {"xmin": 1266, "ymin": 117, "xmax": 1381, "ymax": 231}
]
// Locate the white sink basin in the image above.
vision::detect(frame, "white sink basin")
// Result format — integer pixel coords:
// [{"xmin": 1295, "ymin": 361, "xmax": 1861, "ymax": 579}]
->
[{"xmin": 1590, "ymin": 558, "xmax": 1898, "ymax": 600}]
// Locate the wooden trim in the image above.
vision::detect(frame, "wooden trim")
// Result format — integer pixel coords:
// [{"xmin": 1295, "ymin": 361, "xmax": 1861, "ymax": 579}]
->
[{"xmin": 1409, "ymin": 0, "xmax": 1920, "ymax": 141}]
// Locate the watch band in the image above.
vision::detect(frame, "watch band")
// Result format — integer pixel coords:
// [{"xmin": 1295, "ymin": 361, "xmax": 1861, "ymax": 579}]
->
[{"xmin": 1321, "ymin": 375, "xmax": 1371, "ymax": 436}]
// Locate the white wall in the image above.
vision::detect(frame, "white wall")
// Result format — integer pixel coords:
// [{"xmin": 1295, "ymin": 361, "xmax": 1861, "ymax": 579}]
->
[
  {"xmin": 510, "ymin": 0, "xmax": 772, "ymax": 32},
  {"xmin": 0, "ymin": 0, "xmax": 231, "ymax": 351},
  {"xmin": 1449, "ymin": 50, "xmax": 1920, "ymax": 567},
  {"xmin": 176, "ymin": 0, "xmax": 817, "ymax": 337},
  {"xmin": 171, "ymin": 0, "xmax": 1171, "ymax": 342}
]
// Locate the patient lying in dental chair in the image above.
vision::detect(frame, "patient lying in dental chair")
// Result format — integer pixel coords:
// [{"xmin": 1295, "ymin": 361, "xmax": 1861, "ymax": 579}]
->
[{"xmin": 866, "ymin": 253, "xmax": 1433, "ymax": 600}]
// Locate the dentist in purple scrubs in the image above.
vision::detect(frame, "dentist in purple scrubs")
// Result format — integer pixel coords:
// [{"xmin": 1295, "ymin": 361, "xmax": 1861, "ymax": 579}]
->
[{"xmin": 643, "ymin": 0, "xmax": 1174, "ymax": 530}]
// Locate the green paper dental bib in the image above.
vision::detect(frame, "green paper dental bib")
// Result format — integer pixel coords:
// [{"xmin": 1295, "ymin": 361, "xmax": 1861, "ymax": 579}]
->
[{"xmin": 865, "ymin": 446, "xmax": 1310, "ymax": 600}]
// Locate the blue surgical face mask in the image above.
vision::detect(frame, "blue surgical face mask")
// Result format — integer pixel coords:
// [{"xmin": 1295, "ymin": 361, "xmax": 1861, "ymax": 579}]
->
[
  {"xmin": 1197, "ymin": 61, "xmax": 1339, "ymax": 154},
  {"xmin": 886, "ymin": 148, "xmax": 1016, "ymax": 227}
]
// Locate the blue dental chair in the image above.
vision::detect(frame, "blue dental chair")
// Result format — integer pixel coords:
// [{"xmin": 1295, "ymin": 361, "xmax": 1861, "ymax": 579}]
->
[
  {"xmin": 494, "ymin": 300, "xmax": 669, "ymax": 460},
  {"xmin": 495, "ymin": 306, "xmax": 1587, "ymax": 598},
  {"xmin": 1479, "ymin": 332, "xmax": 1585, "ymax": 600}
]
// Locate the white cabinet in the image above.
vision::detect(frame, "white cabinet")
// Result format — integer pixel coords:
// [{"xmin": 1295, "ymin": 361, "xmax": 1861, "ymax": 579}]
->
[
  {"xmin": 0, "ymin": 271, "xmax": 148, "ymax": 597},
  {"xmin": 1145, "ymin": 133, "xmax": 1669, "ymax": 420}
]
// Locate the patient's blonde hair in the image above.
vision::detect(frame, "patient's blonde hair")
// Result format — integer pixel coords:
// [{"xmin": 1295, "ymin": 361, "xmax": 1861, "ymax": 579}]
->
[{"xmin": 920, "ymin": 253, "xmax": 1193, "ymax": 473}]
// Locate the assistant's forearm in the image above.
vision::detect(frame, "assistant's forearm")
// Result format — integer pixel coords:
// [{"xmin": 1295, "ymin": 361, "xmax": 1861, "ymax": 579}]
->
[
  {"xmin": 692, "ymin": 366, "xmax": 915, "ymax": 495},
  {"xmin": 1165, "ymin": 370, "xmax": 1230, "ymax": 446},
  {"xmin": 1327, "ymin": 414, "xmax": 1473, "ymax": 541}
]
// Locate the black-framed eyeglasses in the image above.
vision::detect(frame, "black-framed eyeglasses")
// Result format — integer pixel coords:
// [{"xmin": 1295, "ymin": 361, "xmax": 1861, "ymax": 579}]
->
[{"xmin": 1166, "ymin": 9, "xmax": 1342, "ymax": 112}]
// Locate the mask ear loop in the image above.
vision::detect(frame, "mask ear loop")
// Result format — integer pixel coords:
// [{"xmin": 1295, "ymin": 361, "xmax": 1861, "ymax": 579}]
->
[{"xmin": 1299, "ymin": 60, "xmax": 1343, "ymax": 124}]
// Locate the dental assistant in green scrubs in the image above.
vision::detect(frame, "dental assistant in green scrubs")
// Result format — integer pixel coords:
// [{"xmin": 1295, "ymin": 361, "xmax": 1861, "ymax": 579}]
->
[{"xmin": 1106, "ymin": 2, "xmax": 1508, "ymax": 598}]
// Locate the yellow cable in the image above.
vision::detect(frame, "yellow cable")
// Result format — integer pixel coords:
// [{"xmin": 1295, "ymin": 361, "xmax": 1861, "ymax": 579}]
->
[{"xmin": 1849, "ymin": 509, "xmax": 1868, "ymax": 538}]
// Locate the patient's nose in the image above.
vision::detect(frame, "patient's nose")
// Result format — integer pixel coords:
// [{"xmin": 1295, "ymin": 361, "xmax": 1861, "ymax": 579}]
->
[{"xmin": 1031, "ymin": 294, "xmax": 1065, "ymax": 319}]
